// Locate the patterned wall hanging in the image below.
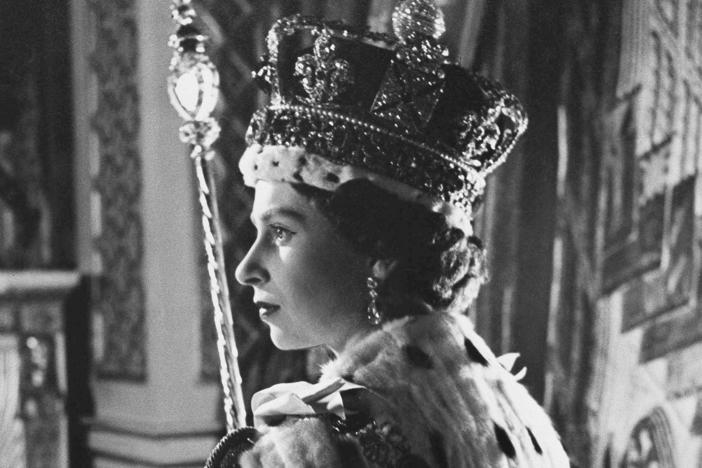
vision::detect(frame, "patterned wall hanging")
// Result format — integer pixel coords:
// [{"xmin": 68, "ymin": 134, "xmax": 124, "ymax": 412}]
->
[{"xmin": 89, "ymin": 0, "xmax": 147, "ymax": 380}]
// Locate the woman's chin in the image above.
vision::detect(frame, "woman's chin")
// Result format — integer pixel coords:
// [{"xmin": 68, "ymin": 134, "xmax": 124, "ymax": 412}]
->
[{"xmin": 268, "ymin": 329, "xmax": 309, "ymax": 350}]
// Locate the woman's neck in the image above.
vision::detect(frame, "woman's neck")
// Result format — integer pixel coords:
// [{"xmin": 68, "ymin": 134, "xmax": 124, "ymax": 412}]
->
[
  {"xmin": 327, "ymin": 297, "xmax": 433, "ymax": 355},
  {"xmin": 328, "ymin": 318, "xmax": 376, "ymax": 356}
]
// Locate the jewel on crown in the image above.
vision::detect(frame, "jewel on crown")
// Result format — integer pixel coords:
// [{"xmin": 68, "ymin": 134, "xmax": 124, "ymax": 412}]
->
[
  {"xmin": 244, "ymin": 0, "xmax": 528, "ymax": 219},
  {"xmin": 294, "ymin": 28, "xmax": 355, "ymax": 105}
]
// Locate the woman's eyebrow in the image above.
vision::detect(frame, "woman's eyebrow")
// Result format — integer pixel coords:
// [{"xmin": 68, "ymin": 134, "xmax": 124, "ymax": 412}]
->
[{"xmin": 251, "ymin": 207, "xmax": 307, "ymax": 225}]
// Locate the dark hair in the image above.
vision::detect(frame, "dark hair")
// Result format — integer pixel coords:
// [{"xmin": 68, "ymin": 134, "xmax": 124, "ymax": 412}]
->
[{"xmin": 293, "ymin": 179, "xmax": 487, "ymax": 319}]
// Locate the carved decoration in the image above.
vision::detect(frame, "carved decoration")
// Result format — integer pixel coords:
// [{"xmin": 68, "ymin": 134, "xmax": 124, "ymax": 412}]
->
[
  {"xmin": 21, "ymin": 335, "xmax": 61, "ymax": 468},
  {"xmin": 666, "ymin": 342, "xmax": 702, "ymax": 398},
  {"xmin": 88, "ymin": 0, "xmax": 146, "ymax": 380},
  {"xmin": 603, "ymin": 0, "xmax": 700, "ymax": 318},
  {"xmin": 650, "ymin": 32, "xmax": 676, "ymax": 146},
  {"xmin": 602, "ymin": 19, "xmax": 687, "ymax": 292},
  {"xmin": 620, "ymin": 408, "xmax": 675, "ymax": 468},
  {"xmin": 666, "ymin": 176, "xmax": 695, "ymax": 305},
  {"xmin": 655, "ymin": 0, "xmax": 678, "ymax": 36},
  {"xmin": 0, "ymin": 336, "xmax": 26, "ymax": 467},
  {"xmin": 0, "ymin": 272, "xmax": 78, "ymax": 468},
  {"xmin": 602, "ymin": 99, "xmax": 666, "ymax": 293},
  {"xmin": 551, "ymin": 1, "xmax": 702, "ymax": 465},
  {"xmin": 632, "ymin": 0, "xmax": 702, "ymax": 357}
]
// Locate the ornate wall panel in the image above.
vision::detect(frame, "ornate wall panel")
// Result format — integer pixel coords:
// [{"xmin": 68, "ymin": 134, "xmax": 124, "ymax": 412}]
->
[
  {"xmin": 0, "ymin": 336, "xmax": 26, "ymax": 467},
  {"xmin": 0, "ymin": 273, "xmax": 79, "ymax": 468},
  {"xmin": 602, "ymin": 0, "xmax": 702, "ymax": 303},
  {"xmin": 620, "ymin": 408, "xmax": 676, "ymax": 468},
  {"xmin": 549, "ymin": 1, "xmax": 702, "ymax": 466},
  {"xmin": 666, "ymin": 341, "xmax": 702, "ymax": 398},
  {"xmin": 629, "ymin": 0, "xmax": 702, "ymax": 357},
  {"xmin": 88, "ymin": 0, "xmax": 146, "ymax": 380},
  {"xmin": 596, "ymin": 0, "xmax": 702, "ymax": 339}
]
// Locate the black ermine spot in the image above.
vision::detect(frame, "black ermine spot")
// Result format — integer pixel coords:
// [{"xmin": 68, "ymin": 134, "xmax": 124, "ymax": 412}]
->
[
  {"xmin": 494, "ymin": 423, "xmax": 516, "ymax": 459},
  {"xmin": 527, "ymin": 427, "xmax": 543, "ymax": 454},
  {"xmin": 341, "ymin": 373, "xmax": 355, "ymax": 383},
  {"xmin": 403, "ymin": 345, "xmax": 433, "ymax": 369},
  {"xmin": 429, "ymin": 431, "xmax": 447, "ymax": 467}
]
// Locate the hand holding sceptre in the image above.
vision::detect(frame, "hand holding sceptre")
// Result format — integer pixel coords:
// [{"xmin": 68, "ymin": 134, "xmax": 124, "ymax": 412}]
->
[{"xmin": 167, "ymin": 0, "xmax": 246, "ymax": 431}]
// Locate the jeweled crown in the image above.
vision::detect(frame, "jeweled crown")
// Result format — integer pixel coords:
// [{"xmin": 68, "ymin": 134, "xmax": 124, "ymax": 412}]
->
[{"xmin": 243, "ymin": 0, "xmax": 527, "ymax": 217}]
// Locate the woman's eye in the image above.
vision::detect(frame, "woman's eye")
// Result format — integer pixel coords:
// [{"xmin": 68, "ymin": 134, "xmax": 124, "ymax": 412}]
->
[{"xmin": 269, "ymin": 225, "xmax": 295, "ymax": 244}]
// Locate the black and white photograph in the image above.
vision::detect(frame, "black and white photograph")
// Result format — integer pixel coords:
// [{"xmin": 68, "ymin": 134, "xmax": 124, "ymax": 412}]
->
[{"xmin": 1, "ymin": 0, "xmax": 701, "ymax": 466}]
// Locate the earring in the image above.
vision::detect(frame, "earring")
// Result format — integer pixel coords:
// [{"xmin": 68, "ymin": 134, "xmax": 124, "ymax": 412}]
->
[{"xmin": 366, "ymin": 276, "xmax": 381, "ymax": 325}]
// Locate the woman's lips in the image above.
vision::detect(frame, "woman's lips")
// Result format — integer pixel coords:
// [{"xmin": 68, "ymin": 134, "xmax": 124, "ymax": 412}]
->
[{"xmin": 255, "ymin": 301, "xmax": 280, "ymax": 317}]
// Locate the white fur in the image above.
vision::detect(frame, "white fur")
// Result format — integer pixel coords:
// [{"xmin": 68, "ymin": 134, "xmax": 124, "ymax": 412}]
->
[
  {"xmin": 240, "ymin": 313, "xmax": 570, "ymax": 467},
  {"xmin": 239, "ymin": 144, "xmax": 474, "ymax": 235}
]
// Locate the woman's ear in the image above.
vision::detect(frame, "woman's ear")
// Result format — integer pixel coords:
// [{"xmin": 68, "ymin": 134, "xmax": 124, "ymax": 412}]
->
[{"xmin": 369, "ymin": 258, "xmax": 398, "ymax": 281}]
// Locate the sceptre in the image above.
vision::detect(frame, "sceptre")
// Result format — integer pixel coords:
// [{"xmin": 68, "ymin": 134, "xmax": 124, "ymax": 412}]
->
[{"xmin": 167, "ymin": 0, "xmax": 246, "ymax": 431}]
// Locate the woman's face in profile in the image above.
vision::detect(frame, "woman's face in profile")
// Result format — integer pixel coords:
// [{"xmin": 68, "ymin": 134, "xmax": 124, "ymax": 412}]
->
[{"xmin": 235, "ymin": 180, "xmax": 371, "ymax": 351}]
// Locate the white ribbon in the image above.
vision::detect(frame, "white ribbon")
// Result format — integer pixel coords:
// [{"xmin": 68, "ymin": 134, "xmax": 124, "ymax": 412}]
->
[{"xmin": 251, "ymin": 377, "xmax": 366, "ymax": 426}]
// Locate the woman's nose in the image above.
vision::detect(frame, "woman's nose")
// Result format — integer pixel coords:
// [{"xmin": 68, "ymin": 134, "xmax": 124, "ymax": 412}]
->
[{"xmin": 235, "ymin": 240, "xmax": 269, "ymax": 286}]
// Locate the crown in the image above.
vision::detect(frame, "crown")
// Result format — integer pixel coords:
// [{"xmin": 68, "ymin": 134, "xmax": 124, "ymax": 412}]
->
[{"xmin": 240, "ymin": 0, "xmax": 527, "ymax": 231}]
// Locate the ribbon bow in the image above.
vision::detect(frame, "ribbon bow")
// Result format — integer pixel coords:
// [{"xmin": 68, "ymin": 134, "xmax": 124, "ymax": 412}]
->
[{"xmin": 252, "ymin": 377, "xmax": 366, "ymax": 426}]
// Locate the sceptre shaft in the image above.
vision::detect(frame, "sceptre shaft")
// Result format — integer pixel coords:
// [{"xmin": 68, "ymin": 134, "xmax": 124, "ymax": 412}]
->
[{"xmin": 167, "ymin": 0, "xmax": 246, "ymax": 431}]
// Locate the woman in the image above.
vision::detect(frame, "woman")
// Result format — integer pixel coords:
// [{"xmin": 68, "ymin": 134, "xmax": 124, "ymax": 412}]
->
[{"xmin": 206, "ymin": 1, "xmax": 570, "ymax": 466}]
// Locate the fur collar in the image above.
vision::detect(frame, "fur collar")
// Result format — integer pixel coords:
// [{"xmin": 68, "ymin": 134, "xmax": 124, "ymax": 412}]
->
[
  {"xmin": 240, "ymin": 313, "xmax": 570, "ymax": 467},
  {"xmin": 320, "ymin": 313, "xmax": 570, "ymax": 467}
]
